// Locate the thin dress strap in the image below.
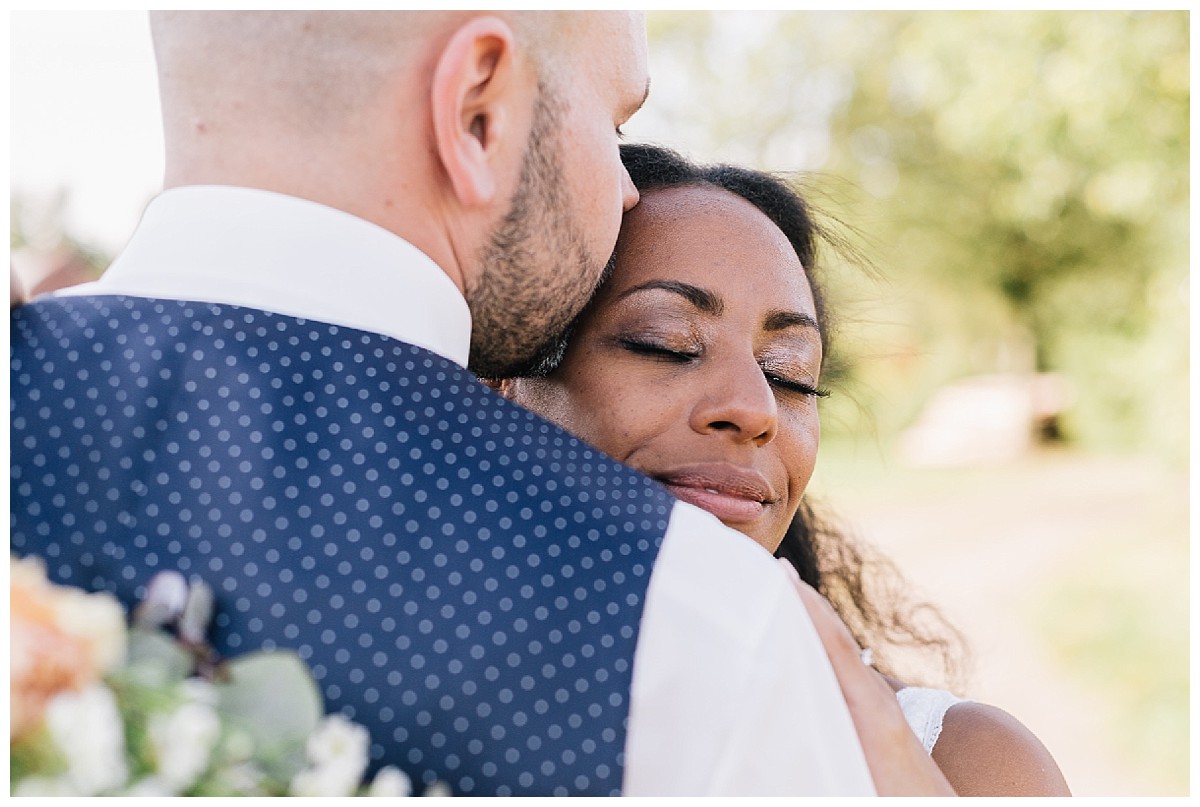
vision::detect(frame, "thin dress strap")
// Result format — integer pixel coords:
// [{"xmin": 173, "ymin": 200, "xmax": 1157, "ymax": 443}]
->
[{"xmin": 895, "ymin": 686, "xmax": 970, "ymax": 755}]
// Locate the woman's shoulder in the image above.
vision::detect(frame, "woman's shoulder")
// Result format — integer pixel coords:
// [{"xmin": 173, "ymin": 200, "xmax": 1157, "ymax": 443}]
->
[{"xmin": 933, "ymin": 699, "xmax": 1072, "ymax": 796}]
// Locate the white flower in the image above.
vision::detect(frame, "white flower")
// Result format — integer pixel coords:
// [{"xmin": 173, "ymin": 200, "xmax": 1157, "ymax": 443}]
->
[
  {"xmin": 44, "ymin": 683, "xmax": 129, "ymax": 795},
  {"xmin": 423, "ymin": 780, "xmax": 453, "ymax": 797},
  {"xmin": 366, "ymin": 765, "xmax": 413, "ymax": 797},
  {"xmin": 210, "ymin": 761, "xmax": 271, "ymax": 795},
  {"xmin": 306, "ymin": 713, "xmax": 371, "ymax": 768},
  {"xmin": 135, "ymin": 570, "xmax": 190, "ymax": 629},
  {"xmin": 290, "ymin": 764, "xmax": 365, "ymax": 798},
  {"xmin": 147, "ymin": 698, "xmax": 221, "ymax": 792},
  {"xmin": 288, "ymin": 714, "xmax": 370, "ymax": 797}
]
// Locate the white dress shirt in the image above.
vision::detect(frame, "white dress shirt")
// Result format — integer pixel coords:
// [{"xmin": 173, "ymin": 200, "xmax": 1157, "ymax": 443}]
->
[{"xmin": 56, "ymin": 186, "xmax": 875, "ymax": 796}]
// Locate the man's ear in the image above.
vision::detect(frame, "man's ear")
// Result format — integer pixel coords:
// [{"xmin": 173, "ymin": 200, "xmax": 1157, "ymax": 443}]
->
[{"xmin": 430, "ymin": 16, "xmax": 522, "ymax": 208}]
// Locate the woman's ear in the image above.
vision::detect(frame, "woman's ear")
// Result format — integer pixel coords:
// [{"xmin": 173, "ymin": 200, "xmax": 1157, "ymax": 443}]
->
[{"xmin": 430, "ymin": 16, "xmax": 522, "ymax": 208}]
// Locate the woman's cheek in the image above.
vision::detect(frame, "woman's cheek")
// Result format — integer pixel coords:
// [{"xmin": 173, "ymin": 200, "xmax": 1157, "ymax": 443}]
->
[{"xmin": 787, "ymin": 414, "xmax": 821, "ymax": 488}]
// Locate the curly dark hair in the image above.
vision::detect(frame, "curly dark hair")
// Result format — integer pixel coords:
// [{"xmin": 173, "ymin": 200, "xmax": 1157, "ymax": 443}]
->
[
  {"xmin": 619, "ymin": 141, "xmax": 970, "ymax": 690},
  {"xmin": 775, "ymin": 498, "xmax": 970, "ymax": 690}
]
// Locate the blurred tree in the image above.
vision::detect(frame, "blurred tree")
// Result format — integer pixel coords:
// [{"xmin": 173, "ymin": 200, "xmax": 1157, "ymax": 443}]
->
[{"xmin": 639, "ymin": 11, "xmax": 1188, "ymax": 460}]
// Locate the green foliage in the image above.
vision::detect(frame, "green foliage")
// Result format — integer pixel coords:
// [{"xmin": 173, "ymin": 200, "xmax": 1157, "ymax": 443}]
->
[
  {"xmin": 12, "ymin": 617, "xmax": 355, "ymax": 796},
  {"xmin": 643, "ymin": 11, "xmax": 1188, "ymax": 460},
  {"xmin": 127, "ymin": 627, "xmax": 195, "ymax": 681},
  {"xmin": 218, "ymin": 651, "xmax": 325, "ymax": 785},
  {"xmin": 9, "ymin": 723, "xmax": 61, "ymax": 785},
  {"xmin": 100, "ymin": 641, "xmax": 322, "ymax": 796}
]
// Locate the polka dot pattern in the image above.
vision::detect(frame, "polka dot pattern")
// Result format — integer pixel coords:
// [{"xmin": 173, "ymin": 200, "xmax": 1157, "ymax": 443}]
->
[{"xmin": 10, "ymin": 296, "xmax": 674, "ymax": 796}]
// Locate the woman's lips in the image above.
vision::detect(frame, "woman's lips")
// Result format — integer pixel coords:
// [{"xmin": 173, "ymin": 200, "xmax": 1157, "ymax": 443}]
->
[
  {"xmin": 654, "ymin": 464, "xmax": 777, "ymax": 524},
  {"xmin": 661, "ymin": 484, "xmax": 766, "ymax": 522}
]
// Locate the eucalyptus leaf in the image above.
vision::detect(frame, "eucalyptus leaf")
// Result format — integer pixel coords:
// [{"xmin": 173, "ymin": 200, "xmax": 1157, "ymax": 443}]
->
[
  {"xmin": 218, "ymin": 651, "xmax": 323, "ymax": 784},
  {"xmin": 125, "ymin": 627, "xmax": 194, "ymax": 683}
]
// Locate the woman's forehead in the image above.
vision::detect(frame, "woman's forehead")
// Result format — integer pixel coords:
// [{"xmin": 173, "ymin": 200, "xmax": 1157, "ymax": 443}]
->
[{"xmin": 612, "ymin": 183, "xmax": 812, "ymax": 306}]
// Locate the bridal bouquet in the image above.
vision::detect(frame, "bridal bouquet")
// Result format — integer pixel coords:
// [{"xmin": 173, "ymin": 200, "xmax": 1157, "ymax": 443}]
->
[{"xmin": 10, "ymin": 555, "xmax": 447, "ymax": 797}]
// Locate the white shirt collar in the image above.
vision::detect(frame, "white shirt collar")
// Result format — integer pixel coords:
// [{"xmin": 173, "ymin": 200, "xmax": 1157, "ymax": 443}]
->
[{"xmin": 54, "ymin": 185, "xmax": 473, "ymax": 367}]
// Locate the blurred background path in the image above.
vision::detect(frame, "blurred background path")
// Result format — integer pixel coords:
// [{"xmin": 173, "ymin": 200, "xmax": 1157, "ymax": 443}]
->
[{"xmin": 810, "ymin": 446, "xmax": 1189, "ymax": 795}]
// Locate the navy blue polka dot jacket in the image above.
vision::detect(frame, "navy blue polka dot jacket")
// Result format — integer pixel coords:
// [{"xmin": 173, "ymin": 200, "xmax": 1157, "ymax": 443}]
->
[{"xmin": 10, "ymin": 296, "xmax": 675, "ymax": 796}]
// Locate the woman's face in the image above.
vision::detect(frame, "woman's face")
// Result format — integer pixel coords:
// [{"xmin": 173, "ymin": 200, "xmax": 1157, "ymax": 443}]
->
[{"xmin": 509, "ymin": 183, "xmax": 824, "ymax": 552}]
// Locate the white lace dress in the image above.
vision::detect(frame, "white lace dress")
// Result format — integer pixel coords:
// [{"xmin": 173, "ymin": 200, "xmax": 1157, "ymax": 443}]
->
[{"xmin": 896, "ymin": 686, "xmax": 970, "ymax": 754}]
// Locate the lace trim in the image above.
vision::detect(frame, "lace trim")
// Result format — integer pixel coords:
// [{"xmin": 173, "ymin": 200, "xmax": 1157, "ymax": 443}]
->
[{"xmin": 895, "ymin": 686, "xmax": 970, "ymax": 755}]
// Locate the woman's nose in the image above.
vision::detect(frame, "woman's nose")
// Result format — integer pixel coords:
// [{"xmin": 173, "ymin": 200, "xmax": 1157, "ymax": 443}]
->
[{"xmin": 689, "ymin": 361, "xmax": 778, "ymax": 446}]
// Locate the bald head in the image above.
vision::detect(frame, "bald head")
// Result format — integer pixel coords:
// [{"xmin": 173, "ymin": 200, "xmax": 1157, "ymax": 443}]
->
[
  {"xmin": 151, "ymin": 11, "xmax": 610, "ymax": 150},
  {"xmin": 149, "ymin": 10, "xmax": 648, "ymax": 323}
]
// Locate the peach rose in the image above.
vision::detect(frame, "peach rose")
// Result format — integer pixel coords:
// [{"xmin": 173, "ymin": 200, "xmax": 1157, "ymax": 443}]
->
[{"xmin": 10, "ymin": 556, "xmax": 127, "ymax": 741}]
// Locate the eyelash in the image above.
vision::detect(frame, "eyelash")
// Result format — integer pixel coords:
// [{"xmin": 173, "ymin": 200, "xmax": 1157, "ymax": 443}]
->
[
  {"xmin": 764, "ymin": 372, "xmax": 831, "ymax": 399},
  {"xmin": 620, "ymin": 338, "xmax": 830, "ymax": 399},
  {"xmin": 619, "ymin": 338, "xmax": 697, "ymax": 363}
]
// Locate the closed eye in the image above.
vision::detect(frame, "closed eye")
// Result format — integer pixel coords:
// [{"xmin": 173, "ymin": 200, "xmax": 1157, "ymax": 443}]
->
[
  {"xmin": 763, "ymin": 370, "xmax": 829, "ymax": 399},
  {"xmin": 618, "ymin": 337, "xmax": 699, "ymax": 363}
]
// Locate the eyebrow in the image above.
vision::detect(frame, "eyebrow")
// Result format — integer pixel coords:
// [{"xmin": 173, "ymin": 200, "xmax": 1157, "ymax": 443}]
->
[
  {"xmin": 764, "ymin": 309, "xmax": 820, "ymax": 333},
  {"xmin": 616, "ymin": 280, "xmax": 722, "ymax": 314},
  {"xmin": 617, "ymin": 282, "xmax": 820, "ymax": 333}
]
